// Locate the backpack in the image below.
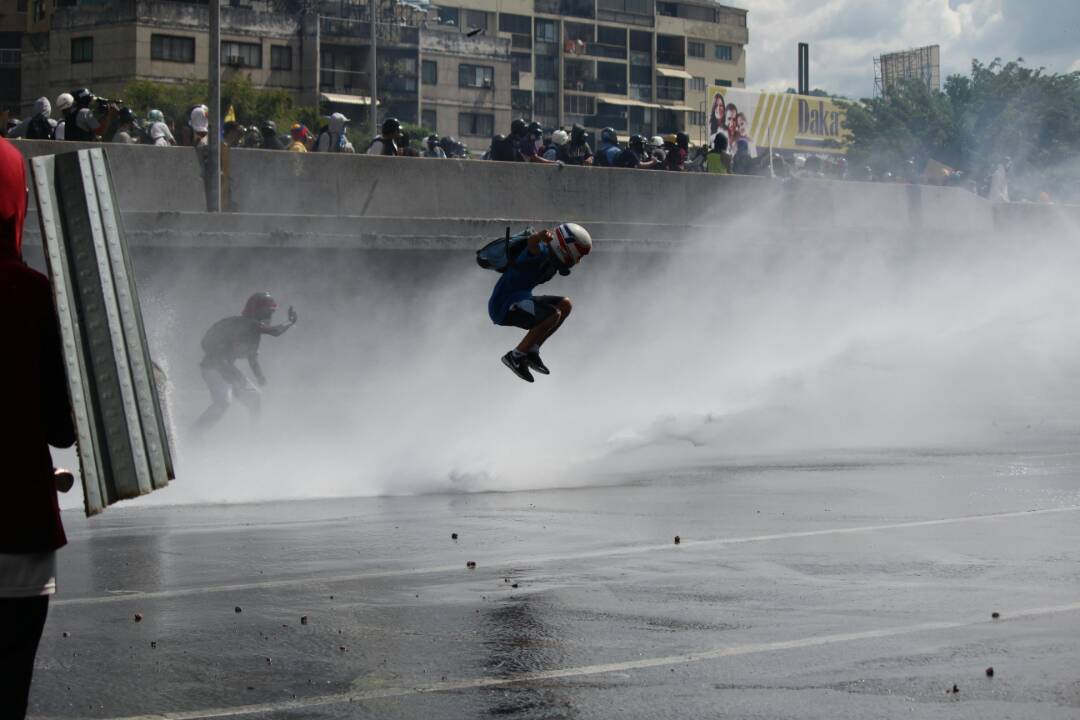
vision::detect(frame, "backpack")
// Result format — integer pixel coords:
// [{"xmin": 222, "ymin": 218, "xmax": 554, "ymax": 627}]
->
[
  {"xmin": 490, "ymin": 135, "xmax": 517, "ymax": 162},
  {"xmin": 476, "ymin": 227, "xmax": 534, "ymax": 272}
]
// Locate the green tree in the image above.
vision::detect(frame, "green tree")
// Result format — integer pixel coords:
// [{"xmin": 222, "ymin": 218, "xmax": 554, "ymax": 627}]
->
[{"xmin": 839, "ymin": 59, "xmax": 1080, "ymax": 200}]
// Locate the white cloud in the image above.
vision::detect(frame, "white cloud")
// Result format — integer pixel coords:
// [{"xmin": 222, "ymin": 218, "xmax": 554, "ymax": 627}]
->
[{"xmin": 740, "ymin": 0, "xmax": 1076, "ymax": 98}]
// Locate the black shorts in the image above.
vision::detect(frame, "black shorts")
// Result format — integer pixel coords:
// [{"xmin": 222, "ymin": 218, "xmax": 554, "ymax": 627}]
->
[{"xmin": 500, "ymin": 295, "xmax": 565, "ymax": 330}]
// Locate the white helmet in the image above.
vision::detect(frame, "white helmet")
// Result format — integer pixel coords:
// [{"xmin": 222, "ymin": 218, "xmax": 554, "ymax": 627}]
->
[
  {"xmin": 55, "ymin": 93, "xmax": 74, "ymax": 112},
  {"xmin": 551, "ymin": 223, "xmax": 592, "ymax": 266},
  {"xmin": 649, "ymin": 135, "xmax": 664, "ymax": 148},
  {"xmin": 551, "ymin": 129, "xmax": 569, "ymax": 146}
]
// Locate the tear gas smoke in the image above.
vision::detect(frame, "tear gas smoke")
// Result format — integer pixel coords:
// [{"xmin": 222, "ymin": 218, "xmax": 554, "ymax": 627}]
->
[{"xmin": 52, "ymin": 205, "xmax": 1080, "ymax": 509}]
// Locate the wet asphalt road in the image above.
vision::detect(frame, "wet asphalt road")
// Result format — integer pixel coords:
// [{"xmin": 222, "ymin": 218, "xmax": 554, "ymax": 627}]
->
[{"xmin": 29, "ymin": 449, "xmax": 1080, "ymax": 719}]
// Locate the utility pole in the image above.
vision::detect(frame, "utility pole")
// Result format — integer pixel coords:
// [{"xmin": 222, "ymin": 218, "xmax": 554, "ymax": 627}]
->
[
  {"xmin": 797, "ymin": 42, "xmax": 809, "ymax": 96},
  {"xmin": 369, "ymin": 0, "xmax": 378, "ymax": 133},
  {"xmin": 208, "ymin": 0, "xmax": 221, "ymax": 212}
]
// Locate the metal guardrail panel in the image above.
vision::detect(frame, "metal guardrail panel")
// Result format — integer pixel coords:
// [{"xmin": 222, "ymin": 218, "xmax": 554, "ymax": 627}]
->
[{"xmin": 31, "ymin": 148, "xmax": 175, "ymax": 516}]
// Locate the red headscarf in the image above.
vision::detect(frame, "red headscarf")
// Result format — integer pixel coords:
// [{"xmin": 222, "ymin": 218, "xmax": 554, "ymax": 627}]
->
[{"xmin": 0, "ymin": 137, "xmax": 27, "ymax": 260}]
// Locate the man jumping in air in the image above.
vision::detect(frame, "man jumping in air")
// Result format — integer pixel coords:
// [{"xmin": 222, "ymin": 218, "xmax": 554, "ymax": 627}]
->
[
  {"xmin": 488, "ymin": 223, "xmax": 592, "ymax": 383},
  {"xmin": 195, "ymin": 292, "xmax": 297, "ymax": 428}
]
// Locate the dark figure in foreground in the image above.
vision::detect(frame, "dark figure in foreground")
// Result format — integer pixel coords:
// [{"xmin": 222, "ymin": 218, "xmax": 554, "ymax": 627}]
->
[
  {"xmin": 195, "ymin": 292, "xmax": 297, "ymax": 429},
  {"xmin": 488, "ymin": 224, "xmax": 592, "ymax": 383},
  {"xmin": 0, "ymin": 137, "xmax": 76, "ymax": 719}
]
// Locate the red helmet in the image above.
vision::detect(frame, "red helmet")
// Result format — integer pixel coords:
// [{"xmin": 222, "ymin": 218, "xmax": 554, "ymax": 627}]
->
[{"xmin": 242, "ymin": 292, "xmax": 278, "ymax": 320}]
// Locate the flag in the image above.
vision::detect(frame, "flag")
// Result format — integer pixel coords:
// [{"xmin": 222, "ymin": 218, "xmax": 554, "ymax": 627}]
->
[{"xmin": 224, "ymin": 104, "xmax": 236, "ymax": 123}]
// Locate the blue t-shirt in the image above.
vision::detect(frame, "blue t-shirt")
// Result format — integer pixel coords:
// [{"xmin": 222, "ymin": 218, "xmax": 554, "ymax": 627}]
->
[{"xmin": 488, "ymin": 243, "xmax": 551, "ymax": 324}]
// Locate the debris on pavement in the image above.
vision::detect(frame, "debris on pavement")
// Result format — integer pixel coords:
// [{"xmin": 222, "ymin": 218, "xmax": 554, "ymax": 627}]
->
[
  {"xmin": 234, "ymin": 606, "xmax": 242, "ymax": 613},
  {"xmin": 991, "ymin": 612, "xmax": 1000, "ymax": 619},
  {"xmin": 674, "ymin": 535, "xmax": 681, "ymax": 545},
  {"xmin": 133, "ymin": 613, "xmax": 143, "ymax": 622},
  {"xmin": 451, "ymin": 532, "xmax": 458, "ymax": 540},
  {"xmin": 467, "ymin": 561, "xmax": 477, "ymax": 569},
  {"xmin": 986, "ymin": 667, "xmax": 994, "ymax": 677},
  {"xmin": 301, "ymin": 616, "xmax": 309, "ymax": 625}
]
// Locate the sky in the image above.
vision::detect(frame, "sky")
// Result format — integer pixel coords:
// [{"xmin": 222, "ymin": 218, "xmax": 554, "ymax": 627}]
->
[{"xmin": 740, "ymin": 0, "xmax": 1080, "ymax": 99}]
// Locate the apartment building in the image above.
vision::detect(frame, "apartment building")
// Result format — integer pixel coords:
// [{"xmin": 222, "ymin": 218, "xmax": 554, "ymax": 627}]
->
[
  {"xmin": 430, "ymin": 0, "xmax": 747, "ymax": 140},
  {"xmin": 16, "ymin": 0, "xmax": 746, "ymax": 146},
  {"xmin": 0, "ymin": 0, "xmax": 22, "ymax": 110}
]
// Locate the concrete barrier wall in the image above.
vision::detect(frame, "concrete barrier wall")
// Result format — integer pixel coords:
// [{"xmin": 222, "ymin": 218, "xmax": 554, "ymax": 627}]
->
[
  {"xmin": 12, "ymin": 139, "xmax": 210, "ymax": 214},
  {"xmin": 12, "ymin": 139, "xmax": 1059, "ymax": 245}
]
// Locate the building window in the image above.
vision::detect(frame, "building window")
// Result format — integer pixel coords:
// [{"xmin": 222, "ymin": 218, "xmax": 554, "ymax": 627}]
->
[
  {"xmin": 689, "ymin": 76, "xmax": 705, "ymax": 91},
  {"xmin": 596, "ymin": 25, "xmax": 626, "ymax": 48},
  {"xmin": 535, "ymin": 19, "xmax": 557, "ymax": 42},
  {"xmin": 656, "ymin": 75, "xmax": 684, "ymax": 101},
  {"xmin": 464, "ymin": 10, "xmax": 488, "ymax": 31},
  {"xmin": 535, "ymin": 92, "xmax": 558, "ymax": 116},
  {"xmin": 535, "ymin": 55, "xmax": 558, "ymax": 80},
  {"xmin": 714, "ymin": 78, "xmax": 732, "ymax": 87},
  {"xmin": 459, "ymin": 64, "xmax": 494, "ymax": 88},
  {"xmin": 222, "ymin": 41, "xmax": 262, "ymax": 68},
  {"xmin": 511, "ymin": 52, "xmax": 532, "ymax": 74},
  {"xmin": 629, "ymin": 64, "xmax": 651, "ymax": 85},
  {"xmin": 459, "ymin": 112, "xmax": 494, "ymax": 137},
  {"xmin": 151, "ymin": 34, "xmax": 194, "ymax": 63},
  {"xmin": 715, "ymin": 44, "xmax": 733, "ymax": 61},
  {"xmin": 688, "ymin": 110, "xmax": 705, "ymax": 125},
  {"xmin": 422, "ymin": 109, "xmax": 437, "ymax": 130},
  {"xmin": 656, "ymin": 34, "xmax": 683, "ymax": 66},
  {"xmin": 422, "ymin": 59, "xmax": 438, "ymax": 85},
  {"xmin": 499, "ymin": 12, "xmax": 531, "ymax": 35},
  {"xmin": 270, "ymin": 45, "xmax": 292, "ymax": 71},
  {"xmin": 71, "ymin": 37, "xmax": 93, "ymax": 63},
  {"xmin": 512, "ymin": 89, "xmax": 533, "ymax": 113},
  {"xmin": 563, "ymin": 94, "xmax": 595, "ymax": 115},
  {"xmin": 688, "ymin": 40, "xmax": 704, "ymax": 58},
  {"xmin": 436, "ymin": 6, "xmax": 459, "ymax": 26}
]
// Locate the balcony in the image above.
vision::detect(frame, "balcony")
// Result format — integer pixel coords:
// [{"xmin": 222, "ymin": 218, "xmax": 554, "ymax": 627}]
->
[{"xmin": 563, "ymin": 77, "xmax": 626, "ymax": 95}]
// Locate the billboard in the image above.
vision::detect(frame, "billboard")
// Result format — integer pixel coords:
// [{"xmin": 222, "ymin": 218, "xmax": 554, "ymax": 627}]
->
[
  {"xmin": 705, "ymin": 87, "xmax": 847, "ymax": 157},
  {"xmin": 876, "ymin": 45, "xmax": 941, "ymax": 96}
]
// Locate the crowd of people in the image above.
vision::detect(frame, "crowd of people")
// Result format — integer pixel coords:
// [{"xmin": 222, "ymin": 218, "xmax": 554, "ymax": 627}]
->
[{"xmin": 1, "ymin": 88, "xmax": 1009, "ymax": 192}]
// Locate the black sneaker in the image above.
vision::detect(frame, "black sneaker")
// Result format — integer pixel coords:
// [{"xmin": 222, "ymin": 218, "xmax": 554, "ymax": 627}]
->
[
  {"xmin": 525, "ymin": 351, "xmax": 550, "ymax": 375},
  {"xmin": 501, "ymin": 352, "xmax": 534, "ymax": 383}
]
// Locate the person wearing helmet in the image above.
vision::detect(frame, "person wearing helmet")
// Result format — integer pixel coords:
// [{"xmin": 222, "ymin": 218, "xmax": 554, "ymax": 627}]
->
[
  {"xmin": 51, "ymin": 93, "xmax": 74, "ymax": 140},
  {"xmin": 424, "ymin": 134, "xmax": 446, "ymax": 158},
  {"xmin": 559, "ymin": 124, "xmax": 593, "ymax": 165},
  {"xmin": 195, "ymin": 293, "xmax": 298, "ymax": 429},
  {"xmin": 593, "ymin": 127, "xmax": 621, "ymax": 167},
  {"xmin": 613, "ymin": 134, "xmax": 658, "ymax": 169},
  {"xmin": 367, "ymin": 117, "xmax": 400, "ymax": 155},
  {"xmin": 110, "ymin": 108, "xmax": 141, "ymax": 144},
  {"xmin": 64, "ymin": 87, "xmax": 117, "ymax": 142},
  {"xmin": 146, "ymin": 109, "xmax": 176, "ymax": 147},
  {"xmin": 440, "ymin": 135, "xmax": 467, "ymax": 158},
  {"xmin": 661, "ymin": 131, "xmax": 689, "ymax": 171},
  {"xmin": 543, "ymin": 129, "xmax": 568, "ymax": 161},
  {"xmin": 259, "ymin": 120, "xmax": 285, "ymax": 150},
  {"xmin": 516, "ymin": 121, "xmax": 560, "ymax": 165},
  {"xmin": 398, "ymin": 130, "xmax": 420, "ymax": 157},
  {"xmin": 488, "ymin": 224, "xmax": 592, "ymax": 382}
]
